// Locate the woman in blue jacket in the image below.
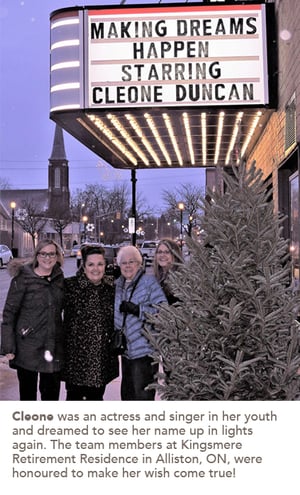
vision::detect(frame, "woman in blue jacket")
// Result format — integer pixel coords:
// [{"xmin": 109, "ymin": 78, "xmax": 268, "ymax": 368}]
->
[{"xmin": 114, "ymin": 245, "xmax": 167, "ymax": 400}]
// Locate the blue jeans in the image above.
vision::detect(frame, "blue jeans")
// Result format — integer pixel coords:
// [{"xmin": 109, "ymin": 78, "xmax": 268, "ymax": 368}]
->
[{"xmin": 121, "ymin": 355, "xmax": 158, "ymax": 401}]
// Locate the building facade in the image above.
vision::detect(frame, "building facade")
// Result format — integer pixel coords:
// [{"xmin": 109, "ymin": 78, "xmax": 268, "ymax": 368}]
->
[
  {"xmin": 203, "ymin": 0, "xmax": 300, "ymax": 286},
  {"xmin": 246, "ymin": 0, "xmax": 300, "ymax": 285}
]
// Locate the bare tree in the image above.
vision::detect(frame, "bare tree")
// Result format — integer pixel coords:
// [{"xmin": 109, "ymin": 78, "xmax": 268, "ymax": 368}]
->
[
  {"xmin": 71, "ymin": 183, "xmax": 132, "ymax": 243},
  {"xmin": 0, "ymin": 177, "xmax": 11, "ymax": 189},
  {"xmin": 48, "ymin": 205, "xmax": 72, "ymax": 248},
  {"xmin": 163, "ymin": 183, "xmax": 204, "ymax": 236},
  {"xmin": 72, "ymin": 183, "xmax": 130, "ymax": 217},
  {"xmin": 15, "ymin": 200, "xmax": 47, "ymax": 249},
  {"xmin": 70, "ymin": 182, "xmax": 162, "ymax": 243}
]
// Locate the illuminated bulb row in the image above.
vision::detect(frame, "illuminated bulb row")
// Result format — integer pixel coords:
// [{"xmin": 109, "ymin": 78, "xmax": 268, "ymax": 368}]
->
[
  {"xmin": 50, "ymin": 17, "xmax": 80, "ymax": 110},
  {"xmin": 87, "ymin": 115, "xmax": 137, "ymax": 166},
  {"xmin": 183, "ymin": 113, "xmax": 195, "ymax": 165},
  {"xmin": 51, "ymin": 61, "xmax": 80, "ymax": 72},
  {"xmin": 52, "ymin": 104, "xmax": 81, "ymax": 111},
  {"xmin": 51, "ymin": 18, "xmax": 80, "ymax": 30},
  {"xmin": 240, "ymin": 111, "xmax": 262, "ymax": 158},
  {"xmin": 125, "ymin": 115, "xmax": 161, "ymax": 166},
  {"xmin": 163, "ymin": 113, "xmax": 183, "ymax": 166},
  {"xmin": 82, "ymin": 109, "xmax": 262, "ymax": 168},
  {"xmin": 78, "ymin": 117, "xmax": 127, "ymax": 165},
  {"xmin": 50, "ymin": 82, "xmax": 80, "ymax": 93},
  {"xmin": 51, "ymin": 39, "xmax": 80, "ymax": 50},
  {"xmin": 144, "ymin": 113, "xmax": 172, "ymax": 165},
  {"xmin": 107, "ymin": 114, "xmax": 149, "ymax": 166},
  {"xmin": 225, "ymin": 112, "xmax": 243, "ymax": 165},
  {"xmin": 214, "ymin": 112, "xmax": 225, "ymax": 165}
]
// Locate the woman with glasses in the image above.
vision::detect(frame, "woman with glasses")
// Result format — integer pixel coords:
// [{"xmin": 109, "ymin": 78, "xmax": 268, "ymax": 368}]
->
[
  {"xmin": 1, "ymin": 239, "xmax": 64, "ymax": 400},
  {"xmin": 114, "ymin": 245, "xmax": 167, "ymax": 400},
  {"xmin": 153, "ymin": 238, "xmax": 183, "ymax": 305},
  {"xmin": 63, "ymin": 245, "xmax": 118, "ymax": 401}
]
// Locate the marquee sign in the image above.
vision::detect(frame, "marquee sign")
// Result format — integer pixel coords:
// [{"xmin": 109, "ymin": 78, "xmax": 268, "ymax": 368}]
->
[
  {"xmin": 49, "ymin": 3, "xmax": 276, "ymax": 169},
  {"xmin": 87, "ymin": 3, "xmax": 269, "ymax": 109}
]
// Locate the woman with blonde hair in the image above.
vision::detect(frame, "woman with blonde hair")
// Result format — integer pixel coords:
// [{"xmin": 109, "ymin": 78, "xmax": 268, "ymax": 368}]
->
[
  {"xmin": 1, "ymin": 239, "xmax": 64, "ymax": 400},
  {"xmin": 153, "ymin": 238, "xmax": 183, "ymax": 305}
]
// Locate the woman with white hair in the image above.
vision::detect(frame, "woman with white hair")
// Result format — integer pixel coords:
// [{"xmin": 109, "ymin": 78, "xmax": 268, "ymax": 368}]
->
[{"xmin": 114, "ymin": 245, "xmax": 167, "ymax": 400}]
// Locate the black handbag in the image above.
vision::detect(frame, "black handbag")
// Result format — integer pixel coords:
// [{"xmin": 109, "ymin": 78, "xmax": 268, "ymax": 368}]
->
[
  {"xmin": 111, "ymin": 270, "xmax": 144, "ymax": 356},
  {"xmin": 111, "ymin": 328, "xmax": 127, "ymax": 355}
]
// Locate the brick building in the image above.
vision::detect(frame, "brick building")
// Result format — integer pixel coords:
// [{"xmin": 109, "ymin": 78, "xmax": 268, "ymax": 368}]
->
[
  {"xmin": 204, "ymin": 0, "xmax": 300, "ymax": 286},
  {"xmin": 246, "ymin": 0, "xmax": 300, "ymax": 285}
]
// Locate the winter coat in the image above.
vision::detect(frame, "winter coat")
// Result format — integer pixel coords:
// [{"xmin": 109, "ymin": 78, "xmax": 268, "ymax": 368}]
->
[
  {"xmin": 114, "ymin": 268, "xmax": 167, "ymax": 360},
  {"xmin": 1, "ymin": 261, "xmax": 64, "ymax": 373},
  {"xmin": 159, "ymin": 274, "xmax": 180, "ymax": 305},
  {"xmin": 63, "ymin": 271, "xmax": 119, "ymax": 388}
]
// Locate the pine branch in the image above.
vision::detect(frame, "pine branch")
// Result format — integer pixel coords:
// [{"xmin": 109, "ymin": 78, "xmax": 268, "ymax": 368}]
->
[{"xmin": 145, "ymin": 162, "xmax": 300, "ymax": 400}]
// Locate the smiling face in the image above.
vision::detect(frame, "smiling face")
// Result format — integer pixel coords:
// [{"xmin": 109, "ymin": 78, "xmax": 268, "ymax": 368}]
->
[
  {"xmin": 83, "ymin": 253, "xmax": 106, "ymax": 285},
  {"xmin": 120, "ymin": 257, "xmax": 140, "ymax": 281},
  {"xmin": 117, "ymin": 246, "xmax": 143, "ymax": 281},
  {"xmin": 156, "ymin": 243, "xmax": 174, "ymax": 272},
  {"xmin": 36, "ymin": 244, "xmax": 58, "ymax": 275}
]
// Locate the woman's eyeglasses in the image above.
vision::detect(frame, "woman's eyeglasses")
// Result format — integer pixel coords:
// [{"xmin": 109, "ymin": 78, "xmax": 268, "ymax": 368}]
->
[
  {"xmin": 38, "ymin": 252, "xmax": 57, "ymax": 259},
  {"xmin": 157, "ymin": 250, "xmax": 170, "ymax": 255},
  {"xmin": 120, "ymin": 260, "xmax": 138, "ymax": 266}
]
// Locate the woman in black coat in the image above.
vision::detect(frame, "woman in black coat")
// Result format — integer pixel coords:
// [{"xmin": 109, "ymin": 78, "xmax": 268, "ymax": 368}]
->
[
  {"xmin": 63, "ymin": 245, "xmax": 119, "ymax": 400},
  {"xmin": 1, "ymin": 239, "xmax": 64, "ymax": 401}
]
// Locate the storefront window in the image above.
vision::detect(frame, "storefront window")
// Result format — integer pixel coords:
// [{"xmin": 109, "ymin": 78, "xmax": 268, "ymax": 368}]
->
[{"xmin": 289, "ymin": 171, "xmax": 299, "ymax": 288}]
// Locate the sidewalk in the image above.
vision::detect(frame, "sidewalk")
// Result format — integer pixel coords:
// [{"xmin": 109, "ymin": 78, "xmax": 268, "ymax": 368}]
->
[{"xmin": 0, "ymin": 354, "xmax": 121, "ymax": 401}]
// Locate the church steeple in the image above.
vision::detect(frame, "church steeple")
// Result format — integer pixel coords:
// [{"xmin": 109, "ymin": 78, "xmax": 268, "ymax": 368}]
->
[
  {"xmin": 49, "ymin": 124, "xmax": 67, "ymax": 161},
  {"xmin": 48, "ymin": 124, "xmax": 70, "ymax": 214}
]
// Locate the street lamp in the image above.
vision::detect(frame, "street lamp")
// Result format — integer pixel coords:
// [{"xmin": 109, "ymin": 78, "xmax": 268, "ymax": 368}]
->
[
  {"xmin": 178, "ymin": 202, "xmax": 185, "ymax": 251},
  {"xmin": 10, "ymin": 201, "xmax": 16, "ymax": 253},
  {"xmin": 77, "ymin": 203, "xmax": 85, "ymax": 244},
  {"xmin": 82, "ymin": 215, "xmax": 88, "ymax": 242},
  {"xmin": 79, "ymin": 203, "xmax": 85, "ymax": 234}
]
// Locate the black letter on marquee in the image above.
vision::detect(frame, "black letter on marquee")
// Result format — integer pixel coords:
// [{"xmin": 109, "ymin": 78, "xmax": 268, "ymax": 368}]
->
[
  {"xmin": 216, "ymin": 84, "xmax": 225, "ymax": 100},
  {"xmin": 176, "ymin": 85, "xmax": 186, "ymax": 102},
  {"xmin": 91, "ymin": 23, "xmax": 104, "ymax": 39},
  {"xmin": 93, "ymin": 87, "xmax": 103, "ymax": 103}
]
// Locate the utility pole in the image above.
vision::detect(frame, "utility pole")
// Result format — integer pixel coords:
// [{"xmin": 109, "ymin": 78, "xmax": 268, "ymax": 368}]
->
[{"xmin": 131, "ymin": 169, "xmax": 137, "ymax": 246}]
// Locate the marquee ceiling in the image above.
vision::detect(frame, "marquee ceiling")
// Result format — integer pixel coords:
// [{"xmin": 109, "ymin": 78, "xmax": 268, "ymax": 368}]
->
[{"xmin": 51, "ymin": 106, "xmax": 273, "ymax": 170}]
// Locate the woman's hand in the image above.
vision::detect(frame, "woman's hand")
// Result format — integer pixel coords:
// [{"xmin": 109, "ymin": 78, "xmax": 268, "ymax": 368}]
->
[
  {"xmin": 6, "ymin": 353, "xmax": 15, "ymax": 360},
  {"xmin": 119, "ymin": 301, "xmax": 140, "ymax": 316}
]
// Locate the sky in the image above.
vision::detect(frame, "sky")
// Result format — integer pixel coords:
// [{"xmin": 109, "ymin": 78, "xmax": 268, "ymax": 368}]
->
[{"xmin": 0, "ymin": 0, "xmax": 205, "ymax": 209}]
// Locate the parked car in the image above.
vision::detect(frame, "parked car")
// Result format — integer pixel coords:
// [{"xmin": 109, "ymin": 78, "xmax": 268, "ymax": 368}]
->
[
  {"xmin": 70, "ymin": 244, "xmax": 80, "ymax": 257},
  {"xmin": 102, "ymin": 245, "xmax": 121, "ymax": 278},
  {"xmin": 0, "ymin": 244, "xmax": 13, "ymax": 268},
  {"xmin": 140, "ymin": 240, "xmax": 160, "ymax": 266},
  {"xmin": 76, "ymin": 243, "xmax": 120, "ymax": 278}
]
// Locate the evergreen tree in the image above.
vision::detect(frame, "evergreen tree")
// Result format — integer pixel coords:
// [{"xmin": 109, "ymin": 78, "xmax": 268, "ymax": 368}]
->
[{"xmin": 146, "ymin": 162, "xmax": 300, "ymax": 400}]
